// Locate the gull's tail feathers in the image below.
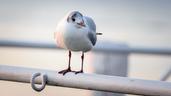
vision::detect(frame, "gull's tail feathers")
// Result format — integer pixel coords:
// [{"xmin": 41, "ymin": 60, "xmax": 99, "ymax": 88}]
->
[{"xmin": 96, "ymin": 33, "xmax": 102, "ymax": 35}]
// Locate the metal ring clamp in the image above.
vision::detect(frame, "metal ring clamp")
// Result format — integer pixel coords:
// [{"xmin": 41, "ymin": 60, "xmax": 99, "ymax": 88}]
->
[{"xmin": 30, "ymin": 73, "xmax": 47, "ymax": 92}]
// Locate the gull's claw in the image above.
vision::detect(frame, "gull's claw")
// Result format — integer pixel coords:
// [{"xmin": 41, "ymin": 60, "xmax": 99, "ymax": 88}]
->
[
  {"xmin": 58, "ymin": 68, "xmax": 72, "ymax": 75},
  {"xmin": 75, "ymin": 70, "xmax": 83, "ymax": 74}
]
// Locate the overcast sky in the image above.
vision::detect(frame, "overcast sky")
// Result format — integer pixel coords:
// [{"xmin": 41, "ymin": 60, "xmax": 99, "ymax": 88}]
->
[{"xmin": 0, "ymin": 0, "xmax": 171, "ymax": 48}]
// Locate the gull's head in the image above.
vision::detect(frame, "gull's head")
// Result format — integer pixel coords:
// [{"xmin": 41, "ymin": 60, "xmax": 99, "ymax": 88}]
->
[{"xmin": 67, "ymin": 11, "xmax": 86, "ymax": 28}]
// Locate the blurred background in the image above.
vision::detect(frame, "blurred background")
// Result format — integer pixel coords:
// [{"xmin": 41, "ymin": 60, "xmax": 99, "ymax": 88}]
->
[{"xmin": 0, "ymin": 0, "xmax": 171, "ymax": 96}]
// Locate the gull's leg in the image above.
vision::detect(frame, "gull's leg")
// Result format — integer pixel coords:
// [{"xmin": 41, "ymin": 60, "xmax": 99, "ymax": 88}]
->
[
  {"xmin": 75, "ymin": 52, "xmax": 84, "ymax": 74},
  {"xmin": 58, "ymin": 51, "xmax": 72, "ymax": 75}
]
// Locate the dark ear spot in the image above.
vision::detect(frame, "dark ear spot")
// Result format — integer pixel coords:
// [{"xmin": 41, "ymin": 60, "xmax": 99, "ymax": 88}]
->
[{"xmin": 67, "ymin": 17, "xmax": 69, "ymax": 22}]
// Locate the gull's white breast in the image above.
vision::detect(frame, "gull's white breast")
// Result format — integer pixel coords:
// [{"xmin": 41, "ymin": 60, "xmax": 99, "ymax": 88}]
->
[{"xmin": 55, "ymin": 19, "xmax": 93, "ymax": 52}]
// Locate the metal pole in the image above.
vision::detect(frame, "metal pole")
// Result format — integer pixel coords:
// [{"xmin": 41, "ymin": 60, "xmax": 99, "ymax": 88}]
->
[
  {"xmin": 0, "ymin": 65, "xmax": 171, "ymax": 96},
  {"xmin": 93, "ymin": 48, "xmax": 128, "ymax": 96}
]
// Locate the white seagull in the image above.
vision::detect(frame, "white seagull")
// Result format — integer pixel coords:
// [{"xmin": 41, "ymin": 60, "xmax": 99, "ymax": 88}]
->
[{"xmin": 54, "ymin": 11, "xmax": 102, "ymax": 75}]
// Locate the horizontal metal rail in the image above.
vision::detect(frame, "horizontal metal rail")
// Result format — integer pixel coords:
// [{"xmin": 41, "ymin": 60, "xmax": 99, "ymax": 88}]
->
[
  {"xmin": 0, "ymin": 65, "xmax": 171, "ymax": 95},
  {"xmin": 0, "ymin": 40, "xmax": 171, "ymax": 55}
]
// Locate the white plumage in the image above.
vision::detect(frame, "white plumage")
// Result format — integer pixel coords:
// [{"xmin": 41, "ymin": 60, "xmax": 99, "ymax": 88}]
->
[
  {"xmin": 54, "ymin": 11, "xmax": 101, "ymax": 75},
  {"xmin": 55, "ymin": 11, "xmax": 96, "ymax": 52}
]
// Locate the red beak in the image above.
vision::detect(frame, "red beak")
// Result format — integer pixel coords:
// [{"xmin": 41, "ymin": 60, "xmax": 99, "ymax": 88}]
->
[{"xmin": 78, "ymin": 22, "xmax": 85, "ymax": 27}]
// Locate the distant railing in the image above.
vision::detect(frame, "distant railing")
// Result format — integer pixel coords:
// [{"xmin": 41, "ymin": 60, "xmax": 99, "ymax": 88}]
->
[{"xmin": 0, "ymin": 39, "xmax": 171, "ymax": 55}]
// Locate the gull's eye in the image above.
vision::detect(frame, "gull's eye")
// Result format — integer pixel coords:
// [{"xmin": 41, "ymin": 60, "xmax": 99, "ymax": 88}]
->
[{"xmin": 72, "ymin": 18, "xmax": 75, "ymax": 22}]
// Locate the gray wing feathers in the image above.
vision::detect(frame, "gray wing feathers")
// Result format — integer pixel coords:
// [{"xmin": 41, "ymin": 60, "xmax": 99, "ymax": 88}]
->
[
  {"xmin": 88, "ymin": 31, "xmax": 97, "ymax": 46},
  {"xmin": 84, "ymin": 16, "xmax": 96, "ymax": 32},
  {"xmin": 84, "ymin": 16, "xmax": 97, "ymax": 46}
]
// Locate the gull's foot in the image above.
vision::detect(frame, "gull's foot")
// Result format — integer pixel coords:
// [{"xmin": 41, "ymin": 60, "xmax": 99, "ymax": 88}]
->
[
  {"xmin": 58, "ymin": 68, "xmax": 72, "ymax": 75},
  {"xmin": 75, "ymin": 70, "xmax": 83, "ymax": 74}
]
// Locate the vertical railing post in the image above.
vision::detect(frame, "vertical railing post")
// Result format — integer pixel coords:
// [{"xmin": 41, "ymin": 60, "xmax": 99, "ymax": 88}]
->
[{"xmin": 92, "ymin": 42, "xmax": 129, "ymax": 96}]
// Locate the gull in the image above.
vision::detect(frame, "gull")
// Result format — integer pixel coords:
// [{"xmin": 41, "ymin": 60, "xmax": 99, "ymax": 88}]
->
[{"xmin": 54, "ymin": 11, "xmax": 102, "ymax": 75}]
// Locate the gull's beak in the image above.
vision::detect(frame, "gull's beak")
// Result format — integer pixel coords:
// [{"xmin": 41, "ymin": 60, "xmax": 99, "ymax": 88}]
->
[{"xmin": 77, "ymin": 21, "xmax": 86, "ymax": 27}]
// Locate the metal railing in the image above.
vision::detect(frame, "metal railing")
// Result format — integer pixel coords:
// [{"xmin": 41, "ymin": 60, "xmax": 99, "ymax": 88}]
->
[
  {"xmin": 0, "ymin": 39, "xmax": 171, "ymax": 95},
  {"xmin": 1, "ymin": 39, "xmax": 171, "ymax": 55},
  {"xmin": 0, "ymin": 65, "xmax": 171, "ymax": 96}
]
